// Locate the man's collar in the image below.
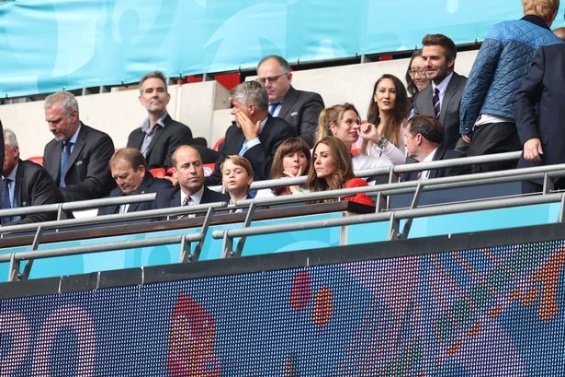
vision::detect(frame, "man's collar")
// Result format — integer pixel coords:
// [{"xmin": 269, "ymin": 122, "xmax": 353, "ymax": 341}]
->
[
  {"xmin": 433, "ymin": 71, "xmax": 454, "ymax": 94},
  {"xmin": 522, "ymin": 14, "xmax": 550, "ymax": 30},
  {"xmin": 140, "ymin": 112, "xmax": 168, "ymax": 133},
  {"xmin": 181, "ymin": 184, "xmax": 204, "ymax": 204},
  {"xmin": 67, "ymin": 122, "xmax": 81, "ymax": 144}
]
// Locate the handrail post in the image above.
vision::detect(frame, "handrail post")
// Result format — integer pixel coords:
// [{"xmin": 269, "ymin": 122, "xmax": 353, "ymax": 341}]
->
[
  {"xmin": 559, "ymin": 193, "xmax": 565, "ymax": 222},
  {"xmin": 235, "ymin": 202, "xmax": 257, "ymax": 257},
  {"xmin": 221, "ymin": 231, "xmax": 235, "ymax": 259},
  {"xmin": 8, "ymin": 254, "xmax": 19, "ymax": 282},
  {"xmin": 400, "ymin": 182, "xmax": 424, "ymax": 239},
  {"xmin": 19, "ymin": 225, "xmax": 44, "ymax": 280},
  {"xmin": 543, "ymin": 173, "xmax": 554, "ymax": 194},
  {"xmin": 388, "ymin": 212, "xmax": 400, "ymax": 240},
  {"xmin": 179, "ymin": 235, "xmax": 192, "ymax": 263},
  {"xmin": 192, "ymin": 206, "xmax": 215, "ymax": 262}
]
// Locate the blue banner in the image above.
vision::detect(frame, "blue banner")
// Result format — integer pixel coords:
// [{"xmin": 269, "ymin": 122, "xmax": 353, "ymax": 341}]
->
[{"xmin": 3, "ymin": 1, "xmax": 561, "ymax": 98}]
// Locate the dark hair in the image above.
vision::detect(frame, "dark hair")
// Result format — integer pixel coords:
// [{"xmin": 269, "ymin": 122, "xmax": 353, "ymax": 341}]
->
[
  {"xmin": 422, "ymin": 34, "xmax": 457, "ymax": 61},
  {"xmin": 110, "ymin": 148, "xmax": 147, "ymax": 171},
  {"xmin": 406, "ymin": 115, "xmax": 444, "ymax": 145},
  {"xmin": 139, "ymin": 71, "xmax": 168, "ymax": 93},
  {"xmin": 366, "ymin": 74, "xmax": 409, "ymax": 146},
  {"xmin": 405, "ymin": 50, "xmax": 422, "ymax": 98},
  {"xmin": 257, "ymin": 55, "xmax": 291, "ymax": 73},
  {"xmin": 306, "ymin": 136, "xmax": 354, "ymax": 193}
]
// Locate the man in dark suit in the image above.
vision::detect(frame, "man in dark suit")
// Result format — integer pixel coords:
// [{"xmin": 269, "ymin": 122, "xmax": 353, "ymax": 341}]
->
[
  {"xmin": 414, "ymin": 34, "xmax": 467, "ymax": 151},
  {"xmin": 205, "ymin": 80, "xmax": 296, "ymax": 186},
  {"xmin": 515, "ymin": 43, "xmax": 565, "ymax": 193},
  {"xmin": 98, "ymin": 148, "xmax": 173, "ymax": 215},
  {"xmin": 43, "ymin": 91, "xmax": 115, "ymax": 202},
  {"xmin": 403, "ymin": 115, "xmax": 467, "ymax": 181},
  {"xmin": 127, "ymin": 71, "xmax": 193, "ymax": 169},
  {"xmin": 257, "ymin": 55, "xmax": 324, "ymax": 147},
  {"xmin": 156, "ymin": 145, "xmax": 227, "ymax": 210},
  {"xmin": 2, "ymin": 129, "xmax": 61, "ymax": 225}
]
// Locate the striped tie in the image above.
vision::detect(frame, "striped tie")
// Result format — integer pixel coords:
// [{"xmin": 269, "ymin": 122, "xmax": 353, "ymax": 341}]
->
[{"xmin": 432, "ymin": 88, "xmax": 441, "ymax": 119}]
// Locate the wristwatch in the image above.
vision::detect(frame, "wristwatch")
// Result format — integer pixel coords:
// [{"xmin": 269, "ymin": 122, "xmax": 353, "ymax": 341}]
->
[{"xmin": 377, "ymin": 136, "xmax": 389, "ymax": 149}]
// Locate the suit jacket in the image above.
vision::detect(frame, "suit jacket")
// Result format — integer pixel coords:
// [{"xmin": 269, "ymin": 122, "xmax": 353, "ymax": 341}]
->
[
  {"xmin": 205, "ymin": 115, "xmax": 296, "ymax": 185},
  {"xmin": 44, "ymin": 123, "xmax": 115, "ymax": 202},
  {"xmin": 414, "ymin": 72, "xmax": 467, "ymax": 149},
  {"xmin": 97, "ymin": 174, "xmax": 173, "ymax": 215},
  {"xmin": 515, "ymin": 44, "xmax": 565, "ymax": 168},
  {"xmin": 8, "ymin": 160, "xmax": 62, "ymax": 224},
  {"xmin": 127, "ymin": 114, "xmax": 193, "ymax": 169},
  {"xmin": 277, "ymin": 86, "xmax": 324, "ymax": 147},
  {"xmin": 404, "ymin": 147, "xmax": 467, "ymax": 181},
  {"xmin": 155, "ymin": 185, "xmax": 228, "ymax": 209}
]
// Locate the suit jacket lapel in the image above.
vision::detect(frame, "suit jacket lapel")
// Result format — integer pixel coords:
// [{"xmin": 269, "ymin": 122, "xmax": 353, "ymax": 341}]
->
[
  {"xmin": 14, "ymin": 161, "xmax": 24, "ymax": 207},
  {"xmin": 65, "ymin": 124, "xmax": 86, "ymax": 176},
  {"xmin": 277, "ymin": 87, "xmax": 298, "ymax": 118},
  {"xmin": 439, "ymin": 73, "xmax": 459, "ymax": 125}
]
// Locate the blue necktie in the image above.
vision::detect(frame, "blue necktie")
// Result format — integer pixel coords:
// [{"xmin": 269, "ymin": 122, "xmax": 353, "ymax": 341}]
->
[
  {"xmin": 268, "ymin": 102, "xmax": 281, "ymax": 116},
  {"xmin": 2, "ymin": 178, "xmax": 12, "ymax": 225},
  {"xmin": 60, "ymin": 141, "xmax": 73, "ymax": 187}
]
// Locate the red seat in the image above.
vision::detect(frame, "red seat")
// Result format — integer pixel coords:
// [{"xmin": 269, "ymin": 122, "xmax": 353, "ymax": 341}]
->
[
  {"xmin": 27, "ymin": 156, "xmax": 44, "ymax": 166},
  {"xmin": 203, "ymin": 163, "xmax": 215, "ymax": 177},
  {"xmin": 212, "ymin": 136, "xmax": 225, "ymax": 151},
  {"xmin": 149, "ymin": 168, "xmax": 167, "ymax": 178},
  {"xmin": 214, "ymin": 72, "xmax": 241, "ymax": 91}
]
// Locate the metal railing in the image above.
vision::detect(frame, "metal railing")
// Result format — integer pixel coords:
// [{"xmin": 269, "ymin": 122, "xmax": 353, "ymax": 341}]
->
[{"xmin": 2, "ymin": 150, "xmax": 564, "ymax": 282}]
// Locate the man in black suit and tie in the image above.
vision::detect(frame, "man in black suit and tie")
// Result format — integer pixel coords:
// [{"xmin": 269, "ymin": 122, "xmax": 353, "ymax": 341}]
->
[
  {"xmin": 43, "ymin": 91, "xmax": 115, "ymax": 202},
  {"xmin": 403, "ymin": 115, "xmax": 467, "ymax": 181},
  {"xmin": 98, "ymin": 148, "xmax": 173, "ymax": 215},
  {"xmin": 256, "ymin": 55, "xmax": 324, "ymax": 147},
  {"xmin": 156, "ymin": 145, "xmax": 227, "ymax": 210},
  {"xmin": 2, "ymin": 129, "xmax": 61, "ymax": 225},
  {"xmin": 127, "ymin": 71, "xmax": 193, "ymax": 169},
  {"xmin": 515, "ymin": 43, "xmax": 565, "ymax": 193},
  {"xmin": 414, "ymin": 34, "xmax": 467, "ymax": 151},
  {"xmin": 205, "ymin": 80, "xmax": 296, "ymax": 185}
]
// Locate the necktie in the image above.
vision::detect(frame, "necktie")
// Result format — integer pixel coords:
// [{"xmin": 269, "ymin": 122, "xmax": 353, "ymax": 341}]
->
[
  {"xmin": 2, "ymin": 178, "xmax": 12, "ymax": 225},
  {"xmin": 60, "ymin": 141, "xmax": 73, "ymax": 187},
  {"xmin": 179, "ymin": 196, "xmax": 192, "ymax": 219},
  {"xmin": 2, "ymin": 178, "xmax": 11, "ymax": 209},
  {"xmin": 432, "ymin": 88, "xmax": 441, "ymax": 119},
  {"xmin": 182, "ymin": 196, "xmax": 191, "ymax": 206},
  {"xmin": 268, "ymin": 102, "xmax": 281, "ymax": 116}
]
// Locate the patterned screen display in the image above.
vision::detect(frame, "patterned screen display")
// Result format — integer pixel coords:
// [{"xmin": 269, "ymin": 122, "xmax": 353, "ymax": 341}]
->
[{"xmin": 1, "ymin": 239, "xmax": 564, "ymax": 376}]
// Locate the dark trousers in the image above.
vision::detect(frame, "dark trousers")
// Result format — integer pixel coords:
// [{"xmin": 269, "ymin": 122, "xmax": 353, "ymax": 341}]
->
[{"xmin": 467, "ymin": 122, "xmax": 521, "ymax": 173}]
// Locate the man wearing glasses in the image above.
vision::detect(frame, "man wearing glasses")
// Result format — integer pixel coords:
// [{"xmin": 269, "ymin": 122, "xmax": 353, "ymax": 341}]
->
[
  {"xmin": 256, "ymin": 55, "xmax": 324, "ymax": 147},
  {"xmin": 459, "ymin": 0, "xmax": 561, "ymax": 173}
]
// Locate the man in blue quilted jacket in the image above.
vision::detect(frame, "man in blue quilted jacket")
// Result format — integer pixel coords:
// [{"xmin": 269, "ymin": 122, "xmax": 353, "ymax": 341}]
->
[{"xmin": 459, "ymin": 0, "xmax": 562, "ymax": 173}]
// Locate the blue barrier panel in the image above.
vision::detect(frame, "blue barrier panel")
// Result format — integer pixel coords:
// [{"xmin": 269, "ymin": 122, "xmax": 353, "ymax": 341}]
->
[
  {"xmin": 1, "ymin": 230, "xmax": 564, "ymax": 375},
  {"xmin": 0, "ymin": 203, "xmax": 561, "ymax": 281}
]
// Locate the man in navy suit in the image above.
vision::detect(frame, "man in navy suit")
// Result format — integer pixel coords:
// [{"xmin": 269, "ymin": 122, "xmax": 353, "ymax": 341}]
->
[
  {"xmin": 256, "ymin": 55, "xmax": 324, "ymax": 147},
  {"xmin": 205, "ymin": 80, "xmax": 296, "ymax": 185},
  {"xmin": 515, "ymin": 43, "xmax": 565, "ymax": 193},
  {"xmin": 43, "ymin": 91, "xmax": 115, "ymax": 202},
  {"xmin": 403, "ymin": 115, "xmax": 467, "ymax": 181},
  {"xmin": 414, "ymin": 34, "xmax": 467, "ymax": 151},
  {"xmin": 98, "ymin": 148, "xmax": 173, "ymax": 215},
  {"xmin": 157, "ymin": 145, "xmax": 227, "ymax": 211},
  {"xmin": 127, "ymin": 71, "xmax": 193, "ymax": 169},
  {"xmin": 2, "ymin": 129, "xmax": 61, "ymax": 225}
]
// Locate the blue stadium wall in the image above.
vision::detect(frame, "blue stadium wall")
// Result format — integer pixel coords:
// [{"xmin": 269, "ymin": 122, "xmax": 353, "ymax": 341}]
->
[{"xmin": 1, "ymin": 222, "xmax": 564, "ymax": 376}]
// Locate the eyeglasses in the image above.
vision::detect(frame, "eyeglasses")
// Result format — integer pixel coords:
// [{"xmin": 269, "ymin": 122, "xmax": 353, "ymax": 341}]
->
[
  {"xmin": 257, "ymin": 72, "xmax": 288, "ymax": 84},
  {"xmin": 409, "ymin": 69, "xmax": 427, "ymax": 77}
]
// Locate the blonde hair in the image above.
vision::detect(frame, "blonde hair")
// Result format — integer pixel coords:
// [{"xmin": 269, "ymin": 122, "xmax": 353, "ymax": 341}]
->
[
  {"xmin": 523, "ymin": 0, "xmax": 559, "ymax": 23},
  {"xmin": 316, "ymin": 103, "xmax": 360, "ymax": 143}
]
